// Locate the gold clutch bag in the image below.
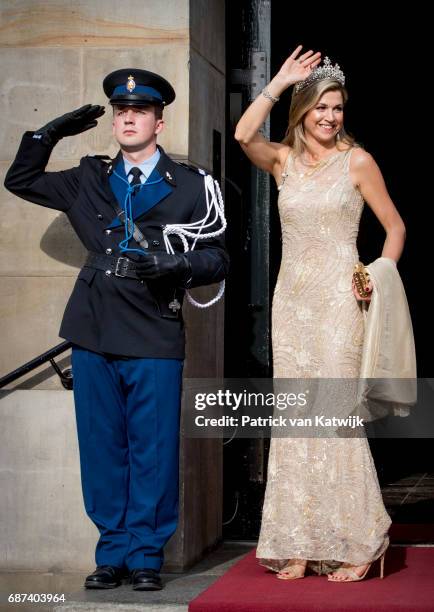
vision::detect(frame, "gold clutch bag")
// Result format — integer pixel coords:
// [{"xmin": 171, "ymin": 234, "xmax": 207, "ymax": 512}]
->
[{"xmin": 353, "ymin": 262, "xmax": 371, "ymax": 298}]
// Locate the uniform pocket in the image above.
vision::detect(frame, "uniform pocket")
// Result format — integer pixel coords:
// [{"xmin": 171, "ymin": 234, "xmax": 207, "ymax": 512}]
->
[{"xmin": 147, "ymin": 280, "xmax": 184, "ymax": 320}]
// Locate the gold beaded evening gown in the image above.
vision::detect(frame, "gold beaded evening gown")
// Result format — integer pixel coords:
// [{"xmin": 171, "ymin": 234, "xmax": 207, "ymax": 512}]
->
[{"xmin": 256, "ymin": 148, "xmax": 391, "ymax": 575}]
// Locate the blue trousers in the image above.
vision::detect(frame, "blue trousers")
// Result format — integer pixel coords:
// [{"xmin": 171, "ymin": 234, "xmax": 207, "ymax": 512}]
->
[{"xmin": 71, "ymin": 345, "xmax": 183, "ymax": 571}]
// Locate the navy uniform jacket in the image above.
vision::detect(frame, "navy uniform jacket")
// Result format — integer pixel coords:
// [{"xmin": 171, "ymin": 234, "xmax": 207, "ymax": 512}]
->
[{"xmin": 4, "ymin": 133, "xmax": 229, "ymax": 358}]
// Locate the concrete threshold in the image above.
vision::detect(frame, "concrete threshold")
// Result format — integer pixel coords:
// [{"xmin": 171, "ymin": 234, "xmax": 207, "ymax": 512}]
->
[{"xmin": 0, "ymin": 542, "xmax": 254, "ymax": 612}]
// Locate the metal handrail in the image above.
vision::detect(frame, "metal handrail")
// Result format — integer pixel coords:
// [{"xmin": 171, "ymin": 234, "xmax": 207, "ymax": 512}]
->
[{"xmin": 0, "ymin": 341, "xmax": 73, "ymax": 390}]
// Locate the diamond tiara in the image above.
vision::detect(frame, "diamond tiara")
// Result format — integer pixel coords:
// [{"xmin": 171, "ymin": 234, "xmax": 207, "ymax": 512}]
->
[{"xmin": 294, "ymin": 57, "xmax": 345, "ymax": 94}]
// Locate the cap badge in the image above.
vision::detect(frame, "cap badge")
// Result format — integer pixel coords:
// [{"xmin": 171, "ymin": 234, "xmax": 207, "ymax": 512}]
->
[{"xmin": 126, "ymin": 75, "xmax": 136, "ymax": 92}]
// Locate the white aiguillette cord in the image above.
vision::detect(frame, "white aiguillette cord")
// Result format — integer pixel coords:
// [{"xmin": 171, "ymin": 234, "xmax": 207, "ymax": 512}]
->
[{"xmin": 163, "ymin": 174, "xmax": 227, "ymax": 308}]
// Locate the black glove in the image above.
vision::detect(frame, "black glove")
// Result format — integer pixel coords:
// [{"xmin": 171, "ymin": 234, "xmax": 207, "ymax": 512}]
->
[
  {"xmin": 35, "ymin": 104, "xmax": 105, "ymax": 146},
  {"xmin": 135, "ymin": 252, "xmax": 192, "ymax": 286}
]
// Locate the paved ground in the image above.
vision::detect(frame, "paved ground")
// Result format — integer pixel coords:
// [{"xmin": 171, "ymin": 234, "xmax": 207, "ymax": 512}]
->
[{"xmin": 0, "ymin": 541, "xmax": 253, "ymax": 612}]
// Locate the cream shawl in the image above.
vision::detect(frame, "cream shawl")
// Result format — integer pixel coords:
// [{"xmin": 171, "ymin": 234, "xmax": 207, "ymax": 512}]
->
[{"xmin": 356, "ymin": 257, "xmax": 417, "ymax": 421}]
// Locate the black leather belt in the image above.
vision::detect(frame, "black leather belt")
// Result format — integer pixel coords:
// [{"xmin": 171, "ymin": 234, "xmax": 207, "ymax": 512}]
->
[
  {"xmin": 84, "ymin": 251, "xmax": 182, "ymax": 320},
  {"xmin": 85, "ymin": 252, "xmax": 140, "ymax": 279}
]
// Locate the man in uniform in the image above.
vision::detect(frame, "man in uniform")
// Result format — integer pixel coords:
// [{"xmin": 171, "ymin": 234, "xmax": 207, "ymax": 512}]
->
[{"xmin": 4, "ymin": 69, "xmax": 228, "ymax": 591}]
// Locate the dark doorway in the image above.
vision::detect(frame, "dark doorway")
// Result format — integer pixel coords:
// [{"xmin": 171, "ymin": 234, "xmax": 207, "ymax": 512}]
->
[{"xmin": 223, "ymin": 0, "xmax": 433, "ymax": 539}]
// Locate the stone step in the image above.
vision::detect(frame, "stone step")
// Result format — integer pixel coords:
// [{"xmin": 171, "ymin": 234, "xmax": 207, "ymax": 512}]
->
[{"xmin": 0, "ymin": 543, "xmax": 253, "ymax": 612}]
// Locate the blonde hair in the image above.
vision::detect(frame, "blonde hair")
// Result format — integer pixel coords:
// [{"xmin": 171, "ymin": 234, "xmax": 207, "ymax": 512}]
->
[{"xmin": 282, "ymin": 79, "xmax": 358, "ymax": 157}]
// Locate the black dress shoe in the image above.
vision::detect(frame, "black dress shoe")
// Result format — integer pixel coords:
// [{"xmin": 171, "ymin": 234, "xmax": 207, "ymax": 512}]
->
[
  {"xmin": 84, "ymin": 565, "xmax": 126, "ymax": 589},
  {"xmin": 130, "ymin": 568, "xmax": 163, "ymax": 591}
]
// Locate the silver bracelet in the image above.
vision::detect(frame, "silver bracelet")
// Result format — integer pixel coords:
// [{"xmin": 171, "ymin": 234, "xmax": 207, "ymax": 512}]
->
[{"xmin": 261, "ymin": 87, "xmax": 280, "ymax": 103}]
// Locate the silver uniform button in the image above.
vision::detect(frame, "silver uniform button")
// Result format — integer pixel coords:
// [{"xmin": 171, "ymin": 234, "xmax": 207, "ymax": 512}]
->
[
  {"xmin": 105, "ymin": 229, "xmax": 111, "ymax": 235},
  {"xmin": 105, "ymin": 270, "xmax": 112, "ymax": 276},
  {"xmin": 106, "ymin": 248, "xmax": 112, "ymax": 255}
]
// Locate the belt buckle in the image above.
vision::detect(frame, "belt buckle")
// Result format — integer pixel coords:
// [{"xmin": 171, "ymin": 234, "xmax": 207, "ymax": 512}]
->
[{"xmin": 115, "ymin": 256, "xmax": 129, "ymax": 278}]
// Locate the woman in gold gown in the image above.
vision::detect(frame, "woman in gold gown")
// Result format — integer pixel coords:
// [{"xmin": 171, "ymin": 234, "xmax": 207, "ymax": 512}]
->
[{"xmin": 234, "ymin": 46, "xmax": 406, "ymax": 582}]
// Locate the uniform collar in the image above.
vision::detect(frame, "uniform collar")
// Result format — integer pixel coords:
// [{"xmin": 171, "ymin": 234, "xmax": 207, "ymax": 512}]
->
[
  {"xmin": 154, "ymin": 145, "xmax": 177, "ymax": 186},
  {"xmin": 123, "ymin": 147, "xmax": 160, "ymax": 179},
  {"xmin": 107, "ymin": 145, "xmax": 177, "ymax": 186}
]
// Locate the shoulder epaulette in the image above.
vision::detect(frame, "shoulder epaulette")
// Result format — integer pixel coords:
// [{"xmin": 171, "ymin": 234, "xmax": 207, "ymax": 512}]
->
[
  {"xmin": 87, "ymin": 154, "xmax": 112, "ymax": 160},
  {"xmin": 175, "ymin": 161, "xmax": 208, "ymax": 176}
]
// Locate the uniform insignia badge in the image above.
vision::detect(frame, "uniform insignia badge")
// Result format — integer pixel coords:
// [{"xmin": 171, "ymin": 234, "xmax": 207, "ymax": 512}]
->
[
  {"xmin": 165, "ymin": 171, "xmax": 173, "ymax": 181},
  {"xmin": 169, "ymin": 298, "xmax": 181, "ymax": 313},
  {"xmin": 126, "ymin": 75, "xmax": 136, "ymax": 92}
]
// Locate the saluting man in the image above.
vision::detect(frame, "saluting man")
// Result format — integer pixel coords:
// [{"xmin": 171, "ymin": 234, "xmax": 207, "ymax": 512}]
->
[{"xmin": 4, "ymin": 69, "xmax": 228, "ymax": 591}]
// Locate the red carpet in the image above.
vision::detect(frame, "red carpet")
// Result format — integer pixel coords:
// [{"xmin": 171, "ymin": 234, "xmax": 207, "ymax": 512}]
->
[{"xmin": 189, "ymin": 546, "xmax": 434, "ymax": 611}]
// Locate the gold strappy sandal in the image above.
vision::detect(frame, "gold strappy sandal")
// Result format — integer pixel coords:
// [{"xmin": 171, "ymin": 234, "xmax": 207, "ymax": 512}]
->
[
  {"xmin": 276, "ymin": 560, "xmax": 308, "ymax": 581},
  {"xmin": 327, "ymin": 551, "xmax": 386, "ymax": 582}
]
